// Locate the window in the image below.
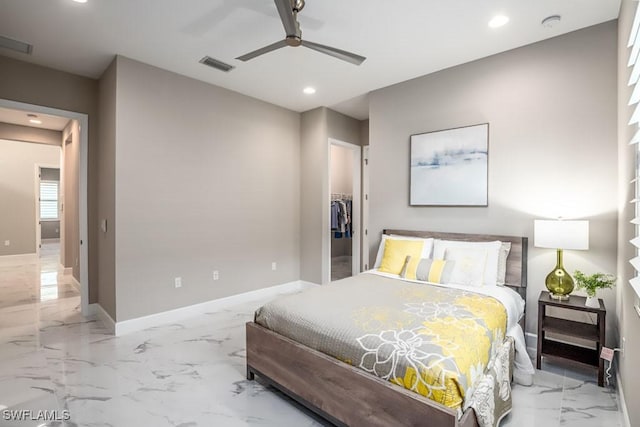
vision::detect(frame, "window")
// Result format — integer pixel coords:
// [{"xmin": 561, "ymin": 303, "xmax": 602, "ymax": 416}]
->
[
  {"xmin": 629, "ymin": 4, "xmax": 640, "ymax": 299},
  {"xmin": 40, "ymin": 180, "xmax": 59, "ymax": 220}
]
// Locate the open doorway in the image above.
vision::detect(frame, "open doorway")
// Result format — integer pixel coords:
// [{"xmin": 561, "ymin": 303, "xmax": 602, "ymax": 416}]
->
[
  {"xmin": 329, "ymin": 139, "xmax": 361, "ymax": 281},
  {"xmin": 0, "ymin": 99, "xmax": 89, "ymax": 314},
  {"xmin": 36, "ymin": 165, "xmax": 62, "ymax": 259}
]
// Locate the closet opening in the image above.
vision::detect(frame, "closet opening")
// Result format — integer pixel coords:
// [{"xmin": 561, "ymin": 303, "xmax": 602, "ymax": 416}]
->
[{"xmin": 329, "ymin": 139, "xmax": 361, "ymax": 281}]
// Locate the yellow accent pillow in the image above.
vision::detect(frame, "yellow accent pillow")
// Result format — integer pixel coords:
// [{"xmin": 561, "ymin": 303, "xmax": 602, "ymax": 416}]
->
[{"xmin": 378, "ymin": 239, "xmax": 424, "ymax": 278}]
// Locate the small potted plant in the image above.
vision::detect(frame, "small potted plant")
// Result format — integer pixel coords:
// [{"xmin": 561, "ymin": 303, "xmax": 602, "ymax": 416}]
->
[{"xmin": 573, "ymin": 270, "xmax": 616, "ymax": 308}]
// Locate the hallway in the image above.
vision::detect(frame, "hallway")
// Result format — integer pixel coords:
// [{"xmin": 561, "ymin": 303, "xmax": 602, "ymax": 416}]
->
[{"xmin": 1, "ymin": 241, "xmax": 77, "ymax": 309}]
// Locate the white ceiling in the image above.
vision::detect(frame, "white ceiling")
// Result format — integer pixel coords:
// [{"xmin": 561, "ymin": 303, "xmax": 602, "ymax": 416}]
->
[
  {"xmin": 0, "ymin": 106, "xmax": 70, "ymax": 131},
  {"xmin": 0, "ymin": 0, "xmax": 620, "ymax": 120}
]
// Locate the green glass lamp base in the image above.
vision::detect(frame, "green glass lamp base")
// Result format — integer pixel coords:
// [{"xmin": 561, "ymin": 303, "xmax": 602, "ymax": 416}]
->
[{"xmin": 545, "ymin": 249, "xmax": 574, "ymax": 301}]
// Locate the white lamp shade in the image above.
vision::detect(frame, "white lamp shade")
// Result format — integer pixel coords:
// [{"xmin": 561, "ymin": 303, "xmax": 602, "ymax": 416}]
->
[{"xmin": 534, "ymin": 220, "xmax": 589, "ymax": 250}]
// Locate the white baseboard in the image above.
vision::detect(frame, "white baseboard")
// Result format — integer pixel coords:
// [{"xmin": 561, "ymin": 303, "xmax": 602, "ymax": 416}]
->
[
  {"xmin": 89, "ymin": 303, "xmax": 116, "ymax": 334},
  {"xmin": 0, "ymin": 253, "xmax": 37, "ymax": 265},
  {"xmin": 106, "ymin": 280, "xmax": 318, "ymax": 336},
  {"xmin": 525, "ymin": 332, "xmax": 537, "ymax": 358},
  {"xmin": 617, "ymin": 372, "xmax": 632, "ymax": 427},
  {"xmin": 70, "ymin": 276, "xmax": 81, "ymax": 292},
  {"xmin": 59, "ymin": 264, "xmax": 72, "ymax": 275}
]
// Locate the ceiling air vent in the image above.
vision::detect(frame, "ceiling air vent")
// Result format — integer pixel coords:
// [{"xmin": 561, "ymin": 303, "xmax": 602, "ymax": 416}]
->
[
  {"xmin": 0, "ymin": 34, "xmax": 33, "ymax": 54},
  {"xmin": 199, "ymin": 56, "xmax": 234, "ymax": 72}
]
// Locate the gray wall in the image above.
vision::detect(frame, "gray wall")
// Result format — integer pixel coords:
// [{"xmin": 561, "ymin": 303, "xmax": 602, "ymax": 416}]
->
[
  {"xmin": 300, "ymin": 108, "xmax": 328, "ymax": 284},
  {"xmin": 61, "ymin": 120, "xmax": 80, "ymax": 281},
  {"xmin": 97, "ymin": 58, "xmax": 117, "ymax": 320},
  {"xmin": 0, "ymin": 139, "xmax": 60, "ymax": 255},
  {"xmin": 330, "ymin": 145, "xmax": 354, "ymax": 196},
  {"xmin": 0, "ymin": 125, "xmax": 62, "ymax": 243},
  {"xmin": 112, "ymin": 56, "xmax": 301, "ymax": 322},
  {"xmin": 617, "ymin": 1, "xmax": 640, "ymax": 426},
  {"xmin": 300, "ymin": 107, "xmax": 362, "ymax": 284},
  {"xmin": 0, "ymin": 55, "xmax": 99, "ymax": 304},
  {"xmin": 0, "ymin": 122, "xmax": 62, "ymax": 146},
  {"xmin": 369, "ymin": 22, "xmax": 618, "ymax": 338}
]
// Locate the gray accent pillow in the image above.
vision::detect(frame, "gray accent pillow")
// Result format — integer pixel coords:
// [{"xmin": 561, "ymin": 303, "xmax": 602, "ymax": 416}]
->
[{"xmin": 403, "ymin": 258, "xmax": 456, "ymax": 284}]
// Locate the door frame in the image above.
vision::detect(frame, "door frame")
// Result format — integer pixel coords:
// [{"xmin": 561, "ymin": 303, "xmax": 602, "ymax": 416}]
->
[
  {"xmin": 1, "ymin": 99, "xmax": 90, "ymax": 315},
  {"xmin": 361, "ymin": 146, "xmax": 370, "ymax": 271},
  {"xmin": 34, "ymin": 163, "xmax": 61, "ymax": 258},
  {"xmin": 327, "ymin": 138, "xmax": 362, "ymax": 281}
]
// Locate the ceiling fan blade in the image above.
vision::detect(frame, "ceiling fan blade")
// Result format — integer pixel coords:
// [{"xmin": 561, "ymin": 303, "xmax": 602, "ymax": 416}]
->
[
  {"xmin": 274, "ymin": 0, "xmax": 299, "ymax": 37},
  {"xmin": 302, "ymin": 40, "xmax": 366, "ymax": 65},
  {"xmin": 236, "ymin": 39, "xmax": 288, "ymax": 62}
]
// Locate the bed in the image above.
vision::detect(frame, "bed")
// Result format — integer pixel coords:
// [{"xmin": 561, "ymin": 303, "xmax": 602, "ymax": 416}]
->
[{"xmin": 246, "ymin": 230, "xmax": 531, "ymax": 427}]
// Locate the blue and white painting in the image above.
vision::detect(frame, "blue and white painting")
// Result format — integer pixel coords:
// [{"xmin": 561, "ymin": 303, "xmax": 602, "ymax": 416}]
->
[{"xmin": 410, "ymin": 123, "xmax": 488, "ymax": 206}]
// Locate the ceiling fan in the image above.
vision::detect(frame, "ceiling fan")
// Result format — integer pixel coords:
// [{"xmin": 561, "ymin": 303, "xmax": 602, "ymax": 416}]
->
[{"xmin": 236, "ymin": 0, "xmax": 366, "ymax": 65}]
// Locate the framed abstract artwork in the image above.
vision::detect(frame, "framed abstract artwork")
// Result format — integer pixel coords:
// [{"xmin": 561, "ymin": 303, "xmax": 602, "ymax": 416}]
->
[{"xmin": 410, "ymin": 123, "xmax": 489, "ymax": 206}]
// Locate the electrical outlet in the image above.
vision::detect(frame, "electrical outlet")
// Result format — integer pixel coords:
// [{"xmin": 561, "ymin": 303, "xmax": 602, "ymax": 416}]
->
[
  {"xmin": 272, "ymin": 262, "xmax": 277, "ymax": 271},
  {"xmin": 174, "ymin": 277, "xmax": 182, "ymax": 288},
  {"xmin": 4, "ymin": 240, "xmax": 9, "ymax": 246},
  {"xmin": 213, "ymin": 270, "xmax": 219, "ymax": 281}
]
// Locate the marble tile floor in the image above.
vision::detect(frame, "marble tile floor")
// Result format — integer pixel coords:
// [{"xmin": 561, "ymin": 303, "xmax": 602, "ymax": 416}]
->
[{"xmin": 0, "ymin": 254, "xmax": 625, "ymax": 427}]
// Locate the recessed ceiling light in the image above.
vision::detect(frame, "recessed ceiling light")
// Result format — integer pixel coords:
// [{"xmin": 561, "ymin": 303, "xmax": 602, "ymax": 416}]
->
[
  {"xmin": 27, "ymin": 114, "xmax": 42, "ymax": 125},
  {"xmin": 303, "ymin": 87, "xmax": 316, "ymax": 95},
  {"xmin": 488, "ymin": 15, "xmax": 509, "ymax": 28},
  {"xmin": 72, "ymin": 0, "xmax": 88, "ymax": 3}
]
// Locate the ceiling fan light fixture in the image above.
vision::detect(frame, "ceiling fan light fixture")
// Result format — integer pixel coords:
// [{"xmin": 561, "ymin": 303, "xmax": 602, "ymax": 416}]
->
[
  {"xmin": 488, "ymin": 15, "xmax": 509, "ymax": 28},
  {"xmin": 236, "ymin": 0, "xmax": 366, "ymax": 66},
  {"xmin": 303, "ymin": 87, "xmax": 316, "ymax": 95},
  {"xmin": 293, "ymin": 0, "xmax": 305, "ymax": 13}
]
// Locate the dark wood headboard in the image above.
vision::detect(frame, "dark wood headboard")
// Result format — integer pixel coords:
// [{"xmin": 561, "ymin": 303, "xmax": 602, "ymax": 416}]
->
[{"xmin": 383, "ymin": 229, "xmax": 528, "ymax": 328}]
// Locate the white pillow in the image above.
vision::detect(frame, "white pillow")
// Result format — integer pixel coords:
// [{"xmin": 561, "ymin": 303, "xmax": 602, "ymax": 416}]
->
[
  {"xmin": 373, "ymin": 235, "xmax": 434, "ymax": 269},
  {"xmin": 433, "ymin": 239, "xmax": 503, "ymax": 286},
  {"xmin": 444, "ymin": 248, "xmax": 487, "ymax": 287}
]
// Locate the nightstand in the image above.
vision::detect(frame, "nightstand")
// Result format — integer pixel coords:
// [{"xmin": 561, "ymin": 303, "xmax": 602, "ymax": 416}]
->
[{"xmin": 536, "ymin": 291, "xmax": 606, "ymax": 386}]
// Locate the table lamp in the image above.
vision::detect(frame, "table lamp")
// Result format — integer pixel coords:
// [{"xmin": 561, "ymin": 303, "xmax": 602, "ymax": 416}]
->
[{"xmin": 534, "ymin": 219, "xmax": 589, "ymax": 300}]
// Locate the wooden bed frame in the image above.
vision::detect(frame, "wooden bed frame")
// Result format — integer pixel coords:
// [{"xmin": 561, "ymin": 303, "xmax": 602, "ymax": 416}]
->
[{"xmin": 246, "ymin": 230, "xmax": 528, "ymax": 427}]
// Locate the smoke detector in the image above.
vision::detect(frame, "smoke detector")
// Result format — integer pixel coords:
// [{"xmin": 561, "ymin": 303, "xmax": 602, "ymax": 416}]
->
[{"xmin": 541, "ymin": 15, "xmax": 561, "ymax": 29}]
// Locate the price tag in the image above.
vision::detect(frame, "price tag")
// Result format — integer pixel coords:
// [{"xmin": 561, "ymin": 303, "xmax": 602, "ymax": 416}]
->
[{"xmin": 600, "ymin": 347, "xmax": 614, "ymax": 362}]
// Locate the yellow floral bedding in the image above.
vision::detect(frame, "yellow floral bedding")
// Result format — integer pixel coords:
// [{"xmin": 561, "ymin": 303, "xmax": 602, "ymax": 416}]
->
[{"xmin": 254, "ymin": 272, "xmax": 510, "ymax": 416}]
